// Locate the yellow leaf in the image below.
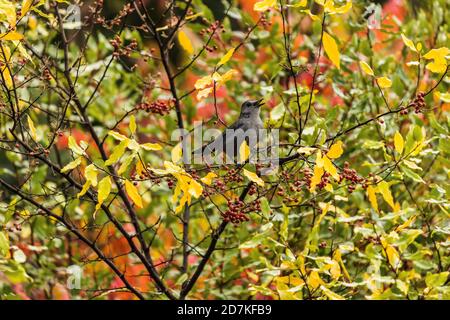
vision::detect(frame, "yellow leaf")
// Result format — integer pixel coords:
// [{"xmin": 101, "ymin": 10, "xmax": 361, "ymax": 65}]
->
[
  {"xmin": 320, "ymin": 0, "xmax": 352, "ymax": 15},
  {"xmin": 378, "ymin": 181, "xmax": 396, "ymax": 211},
  {"xmin": 136, "ymin": 160, "xmax": 145, "ymax": 177},
  {"xmin": 95, "ymin": 176, "xmax": 112, "ymax": 211},
  {"xmin": 320, "ymin": 285, "xmax": 345, "ymax": 300},
  {"xmin": 212, "ymin": 72, "xmax": 221, "ymax": 82},
  {"xmin": 171, "ymin": 143, "xmax": 183, "ymax": 163},
  {"xmin": 21, "ymin": 0, "xmax": 33, "ymax": 18},
  {"xmin": 0, "ymin": 1, "xmax": 16, "ymax": 27},
  {"xmin": 125, "ymin": 180, "xmax": 143, "ymax": 208},
  {"xmin": 315, "ymin": 150, "xmax": 324, "ymax": 167},
  {"xmin": 105, "ymin": 139, "xmax": 129, "ymax": 166},
  {"xmin": 178, "ymin": 30, "xmax": 194, "ymax": 55},
  {"xmin": 326, "ymin": 141, "xmax": 343, "ymax": 159},
  {"xmin": 217, "ymin": 48, "xmax": 234, "ymax": 67},
  {"xmin": 423, "ymin": 47, "xmax": 450, "ymax": 74},
  {"xmin": 394, "ymin": 131, "xmax": 404, "ymax": 154},
  {"xmin": 323, "ymin": 155, "xmax": 339, "ymax": 181},
  {"xmin": 0, "ymin": 32, "xmax": 24, "ymax": 41},
  {"xmin": 84, "ymin": 164, "xmax": 98, "ymax": 187},
  {"xmin": 239, "ymin": 140, "xmax": 250, "ymax": 163},
  {"xmin": 322, "ymin": 32, "xmax": 340, "ymax": 69},
  {"xmin": 401, "ymin": 34, "xmax": 417, "ymax": 52},
  {"xmin": 243, "ymin": 169, "xmax": 264, "ymax": 187},
  {"xmin": 309, "ymin": 166, "xmax": 324, "ymax": 192},
  {"xmin": 290, "ymin": 0, "xmax": 307, "ymax": 8},
  {"xmin": 395, "ymin": 215, "xmax": 416, "ymax": 232},
  {"xmin": 129, "ymin": 115, "xmax": 136, "ymax": 134},
  {"xmin": 197, "ymin": 87, "xmax": 213, "ymax": 100},
  {"xmin": 328, "ymin": 260, "xmax": 341, "ymax": 279},
  {"xmin": 377, "ymin": 76, "xmax": 392, "ymax": 88},
  {"xmin": 297, "ymin": 147, "xmax": 317, "ymax": 156},
  {"xmin": 108, "ymin": 130, "xmax": 128, "ymax": 141},
  {"xmin": 308, "ymin": 270, "xmax": 325, "ymax": 289},
  {"xmin": 194, "ymin": 75, "xmax": 212, "ymax": 90},
  {"xmin": 188, "ymin": 179, "xmax": 203, "ymax": 198},
  {"xmin": 27, "ymin": 115, "xmax": 37, "ymax": 141},
  {"xmin": 77, "ymin": 181, "xmax": 91, "ymax": 198},
  {"xmin": 299, "ymin": 9, "xmax": 320, "ymax": 21},
  {"xmin": 333, "ymin": 249, "xmax": 351, "ymax": 281},
  {"xmin": 254, "ymin": 0, "xmax": 276, "ymax": 12},
  {"xmin": 218, "ymin": 69, "xmax": 237, "ymax": 84},
  {"xmin": 367, "ymin": 185, "xmax": 378, "ymax": 212},
  {"xmin": 360, "ymin": 61, "xmax": 374, "ymax": 76},
  {"xmin": 68, "ymin": 136, "xmax": 84, "ymax": 155},
  {"xmin": 385, "ymin": 244, "xmax": 400, "ymax": 269},
  {"xmin": 61, "ymin": 157, "xmax": 82, "ymax": 173},
  {"xmin": 140, "ymin": 143, "xmax": 162, "ymax": 151},
  {"xmin": 201, "ymin": 172, "xmax": 217, "ymax": 186}
]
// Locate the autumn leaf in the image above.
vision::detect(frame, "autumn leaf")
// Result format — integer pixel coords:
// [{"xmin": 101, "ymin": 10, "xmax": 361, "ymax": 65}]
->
[
  {"xmin": 61, "ymin": 157, "xmax": 82, "ymax": 173},
  {"xmin": 217, "ymin": 48, "xmax": 234, "ymax": 67},
  {"xmin": 360, "ymin": 61, "xmax": 374, "ymax": 76},
  {"xmin": 178, "ymin": 30, "xmax": 194, "ymax": 55},
  {"xmin": 108, "ymin": 130, "xmax": 128, "ymax": 141},
  {"xmin": 254, "ymin": 0, "xmax": 276, "ymax": 12},
  {"xmin": 327, "ymin": 141, "xmax": 343, "ymax": 159},
  {"xmin": 95, "ymin": 176, "xmax": 112, "ymax": 212},
  {"xmin": 309, "ymin": 166, "xmax": 324, "ymax": 192},
  {"xmin": 394, "ymin": 131, "xmax": 404, "ymax": 154},
  {"xmin": 423, "ymin": 47, "xmax": 450, "ymax": 74},
  {"xmin": 323, "ymin": 32, "xmax": 340, "ymax": 69},
  {"xmin": 377, "ymin": 76, "xmax": 392, "ymax": 88},
  {"xmin": 367, "ymin": 185, "xmax": 378, "ymax": 212},
  {"xmin": 201, "ymin": 172, "xmax": 217, "ymax": 186},
  {"xmin": 401, "ymin": 34, "xmax": 417, "ymax": 52},
  {"xmin": 0, "ymin": 31, "xmax": 24, "ymax": 41},
  {"xmin": 171, "ymin": 143, "xmax": 183, "ymax": 163},
  {"xmin": 377, "ymin": 181, "xmax": 396, "ymax": 211},
  {"xmin": 125, "ymin": 180, "xmax": 143, "ymax": 208},
  {"xmin": 129, "ymin": 115, "xmax": 136, "ymax": 134},
  {"xmin": 239, "ymin": 140, "xmax": 250, "ymax": 163},
  {"xmin": 105, "ymin": 139, "xmax": 129, "ymax": 166},
  {"xmin": 323, "ymin": 155, "xmax": 339, "ymax": 180},
  {"xmin": 243, "ymin": 169, "xmax": 264, "ymax": 187},
  {"xmin": 195, "ymin": 75, "xmax": 212, "ymax": 90},
  {"xmin": 27, "ymin": 115, "xmax": 37, "ymax": 141},
  {"xmin": 21, "ymin": 0, "xmax": 34, "ymax": 18},
  {"xmin": 141, "ymin": 143, "xmax": 162, "ymax": 151},
  {"xmin": 84, "ymin": 164, "xmax": 98, "ymax": 187}
]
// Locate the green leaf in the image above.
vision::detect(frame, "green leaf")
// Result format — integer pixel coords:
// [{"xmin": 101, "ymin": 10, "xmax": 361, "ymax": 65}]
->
[
  {"xmin": 425, "ymin": 272, "xmax": 449, "ymax": 288},
  {"xmin": 105, "ymin": 139, "xmax": 129, "ymax": 166},
  {"xmin": 0, "ymin": 231, "xmax": 10, "ymax": 257}
]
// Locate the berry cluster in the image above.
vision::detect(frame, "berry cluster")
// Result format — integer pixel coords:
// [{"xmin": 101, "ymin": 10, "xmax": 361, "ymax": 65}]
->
[
  {"xmin": 223, "ymin": 199, "xmax": 262, "ymax": 224},
  {"xmin": 199, "ymin": 20, "xmax": 225, "ymax": 38},
  {"xmin": 110, "ymin": 35, "xmax": 138, "ymax": 58},
  {"xmin": 137, "ymin": 100, "xmax": 172, "ymax": 115},
  {"xmin": 260, "ymin": 14, "xmax": 273, "ymax": 27},
  {"xmin": 339, "ymin": 162, "xmax": 366, "ymax": 193},
  {"xmin": 400, "ymin": 92, "xmax": 426, "ymax": 115},
  {"xmin": 106, "ymin": 3, "xmax": 135, "ymax": 29},
  {"xmin": 224, "ymin": 168, "xmax": 244, "ymax": 184},
  {"xmin": 42, "ymin": 68, "xmax": 52, "ymax": 81}
]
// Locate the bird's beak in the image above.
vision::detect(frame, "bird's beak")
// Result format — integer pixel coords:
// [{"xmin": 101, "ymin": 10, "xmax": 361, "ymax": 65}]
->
[{"xmin": 256, "ymin": 98, "xmax": 265, "ymax": 108}]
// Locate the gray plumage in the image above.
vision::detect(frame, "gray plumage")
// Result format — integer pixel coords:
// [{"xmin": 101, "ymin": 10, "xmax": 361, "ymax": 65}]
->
[{"xmin": 193, "ymin": 99, "xmax": 265, "ymax": 163}]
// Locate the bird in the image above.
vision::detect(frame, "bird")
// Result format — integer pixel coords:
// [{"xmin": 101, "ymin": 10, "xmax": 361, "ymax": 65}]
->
[{"xmin": 193, "ymin": 99, "xmax": 265, "ymax": 164}]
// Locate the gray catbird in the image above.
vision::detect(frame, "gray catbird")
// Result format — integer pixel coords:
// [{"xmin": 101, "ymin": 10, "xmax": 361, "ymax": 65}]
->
[{"xmin": 193, "ymin": 99, "xmax": 265, "ymax": 163}]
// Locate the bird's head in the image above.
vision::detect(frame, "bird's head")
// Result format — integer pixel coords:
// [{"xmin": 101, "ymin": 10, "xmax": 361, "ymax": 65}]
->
[{"xmin": 241, "ymin": 99, "xmax": 265, "ymax": 113}]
